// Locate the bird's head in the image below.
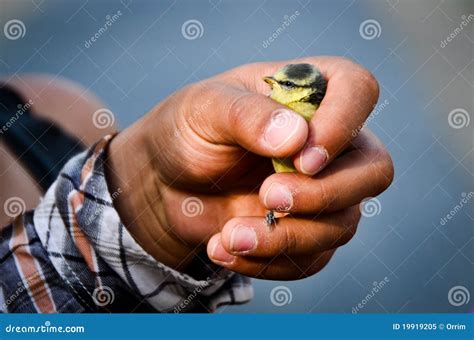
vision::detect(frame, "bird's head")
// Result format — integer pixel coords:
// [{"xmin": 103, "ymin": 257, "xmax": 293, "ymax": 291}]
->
[{"xmin": 263, "ymin": 63, "xmax": 326, "ymax": 106}]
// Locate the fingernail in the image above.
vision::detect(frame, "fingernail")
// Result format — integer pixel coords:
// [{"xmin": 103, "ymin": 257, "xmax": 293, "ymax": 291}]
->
[
  {"xmin": 230, "ymin": 225, "xmax": 257, "ymax": 253},
  {"xmin": 211, "ymin": 241, "xmax": 235, "ymax": 264},
  {"xmin": 299, "ymin": 146, "xmax": 328, "ymax": 175},
  {"xmin": 263, "ymin": 183, "xmax": 293, "ymax": 212},
  {"xmin": 264, "ymin": 109, "xmax": 303, "ymax": 150}
]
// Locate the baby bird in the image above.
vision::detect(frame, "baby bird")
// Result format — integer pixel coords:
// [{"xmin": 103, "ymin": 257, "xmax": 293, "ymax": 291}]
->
[
  {"xmin": 263, "ymin": 63, "xmax": 327, "ymax": 225},
  {"xmin": 263, "ymin": 63, "xmax": 327, "ymax": 173}
]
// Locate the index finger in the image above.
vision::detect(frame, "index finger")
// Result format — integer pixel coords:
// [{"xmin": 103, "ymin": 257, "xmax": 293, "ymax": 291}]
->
[{"xmin": 235, "ymin": 56, "xmax": 379, "ymax": 175}]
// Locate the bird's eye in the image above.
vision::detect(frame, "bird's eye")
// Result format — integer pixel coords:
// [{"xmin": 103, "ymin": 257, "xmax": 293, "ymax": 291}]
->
[{"xmin": 282, "ymin": 81, "xmax": 295, "ymax": 88}]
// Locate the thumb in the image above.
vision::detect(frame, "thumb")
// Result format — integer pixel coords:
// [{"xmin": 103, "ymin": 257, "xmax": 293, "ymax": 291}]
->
[{"xmin": 203, "ymin": 86, "xmax": 309, "ymax": 158}]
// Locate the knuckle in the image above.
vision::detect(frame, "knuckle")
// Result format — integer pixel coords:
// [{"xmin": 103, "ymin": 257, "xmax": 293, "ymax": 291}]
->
[
  {"xmin": 316, "ymin": 180, "xmax": 335, "ymax": 211},
  {"xmin": 379, "ymin": 161, "xmax": 394, "ymax": 193},
  {"xmin": 351, "ymin": 205, "xmax": 362, "ymax": 224},
  {"xmin": 184, "ymin": 80, "xmax": 222, "ymax": 110},
  {"xmin": 347, "ymin": 223, "xmax": 360, "ymax": 245},
  {"xmin": 333, "ymin": 57, "xmax": 379, "ymax": 97},
  {"xmin": 282, "ymin": 224, "xmax": 298, "ymax": 255},
  {"xmin": 359, "ymin": 69, "xmax": 380, "ymax": 104},
  {"xmin": 338, "ymin": 225, "xmax": 357, "ymax": 247},
  {"xmin": 364, "ymin": 70, "xmax": 380, "ymax": 96},
  {"xmin": 180, "ymin": 82, "xmax": 210, "ymax": 114},
  {"xmin": 335, "ymin": 208, "xmax": 360, "ymax": 247},
  {"xmin": 226, "ymin": 92, "xmax": 254, "ymax": 130},
  {"xmin": 182, "ymin": 82, "xmax": 204, "ymax": 102},
  {"xmin": 381, "ymin": 152, "xmax": 395, "ymax": 189},
  {"xmin": 369, "ymin": 149, "xmax": 394, "ymax": 194}
]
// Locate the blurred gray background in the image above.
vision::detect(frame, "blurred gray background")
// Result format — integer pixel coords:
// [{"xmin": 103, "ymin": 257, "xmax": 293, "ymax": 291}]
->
[{"xmin": 0, "ymin": 0, "xmax": 472, "ymax": 313}]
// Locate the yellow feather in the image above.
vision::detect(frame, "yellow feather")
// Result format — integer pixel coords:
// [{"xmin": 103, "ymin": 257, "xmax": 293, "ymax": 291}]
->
[
  {"xmin": 266, "ymin": 66, "xmax": 321, "ymax": 173},
  {"xmin": 263, "ymin": 63, "xmax": 326, "ymax": 224}
]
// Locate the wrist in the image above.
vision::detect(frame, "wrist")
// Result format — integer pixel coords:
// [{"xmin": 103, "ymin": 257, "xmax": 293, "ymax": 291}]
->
[{"xmin": 104, "ymin": 119, "xmax": 194, "ymax": 271}]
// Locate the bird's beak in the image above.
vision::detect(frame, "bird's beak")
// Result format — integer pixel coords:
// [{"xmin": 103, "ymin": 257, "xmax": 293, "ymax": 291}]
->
[{"xmin": 263, "ymin": 76, "xmax": 277, "ymax": 87}]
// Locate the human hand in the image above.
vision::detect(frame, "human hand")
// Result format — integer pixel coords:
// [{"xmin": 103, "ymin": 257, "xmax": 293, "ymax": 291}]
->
[{"xmin": 105, "ymin": 56, "xmax": 393, "ymax": 279}]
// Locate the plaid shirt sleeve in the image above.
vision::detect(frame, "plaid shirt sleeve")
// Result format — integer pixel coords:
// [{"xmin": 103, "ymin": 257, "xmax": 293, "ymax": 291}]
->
[{"xmin": 0, "ymin": 134, "xmax": 253, "ymax": 313}]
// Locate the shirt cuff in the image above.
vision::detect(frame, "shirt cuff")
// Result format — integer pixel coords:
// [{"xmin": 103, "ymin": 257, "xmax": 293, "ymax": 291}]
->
[{"xmin": 33, "ymin": 134, "xmax": 252, "ymax": 312}]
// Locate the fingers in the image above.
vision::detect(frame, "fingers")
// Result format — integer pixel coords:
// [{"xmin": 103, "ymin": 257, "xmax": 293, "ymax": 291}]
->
[
  {"xmin": 259, "ymin": 129, "xmax": 394, "ymax": 214},
  {"xmin": 218, "ymin": 207, "xmax": 360, "ymax": 257},
  {"xmin": 292, "ymin": 58, "xmax": 379, "ymax": 175},
  {"xmin": 206, "ymin": 206, "xmax": 359, "ymax": 279},
  {"xmin": 208, "ymin": 233, "xmax": 335, "ymax": 280},
  {"xmin": 225, "ymin": 93, "xmax": 308, "ymax": 158},
  {"xmin": 228, "ymin": 250, "xmax": 335, "ymax": 280},
  {"xmin": 234, "ymin": 56, "xmax": 380, "ymax": 175},
  {"xmin": 186, "ymin": 83, "xmax": 308, "ymax": 159},
  {"xmin": 181, "ymin": 56, "xmax": 378, "ymax": 166}
]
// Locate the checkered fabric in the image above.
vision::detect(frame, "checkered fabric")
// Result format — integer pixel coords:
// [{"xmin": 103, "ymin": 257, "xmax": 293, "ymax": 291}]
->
[{"xmin": 0, "ymin": 135, "xmax": 252, "ymax": 313}]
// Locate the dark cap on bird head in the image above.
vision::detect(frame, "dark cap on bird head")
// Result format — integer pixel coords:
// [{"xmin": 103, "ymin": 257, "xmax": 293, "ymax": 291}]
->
[
  {"xmin": 282, "ymin": 63, "xmax": 318, "ymax": 81},
  {"xmin": 263, "ymin": 63, "xmax": 327, "ymax": 104}
]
